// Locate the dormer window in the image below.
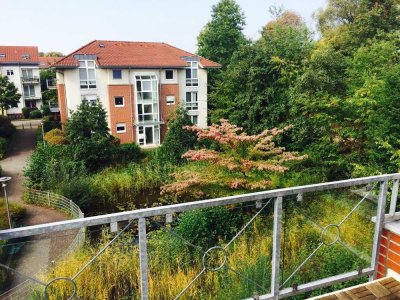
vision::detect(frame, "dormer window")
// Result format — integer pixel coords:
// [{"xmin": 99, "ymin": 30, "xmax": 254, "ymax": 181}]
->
[
  {"xmin": 79, "ymin": 60, "xmax": 96, "ymax": 89},
  {"xmin": 22, "ymin": 54, "xmax": 30, "ymax": 60},
  {"xmin": 0, "ymin": 54, "xmax": 5, "ymax": 58}
]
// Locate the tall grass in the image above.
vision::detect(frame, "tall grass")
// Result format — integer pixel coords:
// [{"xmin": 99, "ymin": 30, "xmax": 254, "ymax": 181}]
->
[{"xmin": 39, "ymin": 190, "xmax": 375, "ymax": 299}]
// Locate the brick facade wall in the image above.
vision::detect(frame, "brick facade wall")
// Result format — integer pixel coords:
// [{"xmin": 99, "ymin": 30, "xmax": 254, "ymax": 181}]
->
[
  {"xmin": 57, "ymin": 84, "xmax": 68, "ymax": 126},
  {"xmin": 160, "ymin": 84, "xmax": 180, "ymax": 142},
  {"xmin": 108, "ymin": 85, "xmax": 135, "ymax": 144},
  {"xmin": 377, "ymin": 228, "xmax": 400, "ymax": 278}
]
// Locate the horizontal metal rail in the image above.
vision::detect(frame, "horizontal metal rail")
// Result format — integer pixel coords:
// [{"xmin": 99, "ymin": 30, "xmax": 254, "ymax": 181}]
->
[{"xmin": 1, "ymin": 174, "xmax": 399, "ymax": 240}]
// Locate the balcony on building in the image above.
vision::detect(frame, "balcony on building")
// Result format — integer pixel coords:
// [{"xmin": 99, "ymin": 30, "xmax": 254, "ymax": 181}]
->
[{"xmin": 21, "ymin": 76, "xmax": 40, "ymax": 84}]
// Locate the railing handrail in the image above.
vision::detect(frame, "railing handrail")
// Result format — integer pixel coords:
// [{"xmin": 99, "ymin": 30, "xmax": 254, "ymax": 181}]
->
[{"xmin": 1, "ymin": 173, "xmax": 399, "ymax": 240}]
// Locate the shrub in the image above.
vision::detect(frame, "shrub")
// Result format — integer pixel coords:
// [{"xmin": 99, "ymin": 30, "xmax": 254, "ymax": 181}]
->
[
  {"xmin": 44, "ymin": 129, "xmax": 68, "ymax": 145},
  {"xmin": 29, "ymin": 109, "xmax": 42, "ymax": 119},
  {"xmin": 174, "ymin": 207, "xmax": 242, "ymax": 249},
  {"xmin": 158, "ymin": 107, "xmax": 197, "ymax": 164},
  {"xmin": 116, "ymin": 143, "xmax": 143, "ymax": 163},
  {"xmin": 22, "ymin": 107, "xmax": 31, "ymax": 119},
  {"xmin": 0, "ymin": 137, "xmax": 6, "ymax": 159},
  {"xmin": 41, "ymin": 104, "xmax": 51, "ymax": 116},
  {"xmin": 0, "ymin": 116, "xmax": 16, "ymax": 139}
]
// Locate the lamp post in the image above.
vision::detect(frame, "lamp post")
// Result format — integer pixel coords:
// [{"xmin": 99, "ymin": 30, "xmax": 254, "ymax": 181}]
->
[
  {"xmin": 41, "ymin": 120, "xmax": 45, "ymax": 146},
  {"xmin": 0, "ymin": 177, "xmax": 12, "ymax": 229}
]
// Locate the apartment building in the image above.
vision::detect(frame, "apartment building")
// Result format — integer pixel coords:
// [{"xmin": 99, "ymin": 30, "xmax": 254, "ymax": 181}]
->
[
  {"xmin": 0, "ymin": 46, "xmax": 42, "ymax": 116},
  {"xmin": 54, "ymin": 40, "xmax": 220, "ymax": 146}
]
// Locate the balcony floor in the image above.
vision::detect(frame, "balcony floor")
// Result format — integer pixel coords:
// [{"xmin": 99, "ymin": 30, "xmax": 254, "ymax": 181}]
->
[{"xmin": 310, "ymin": 277, "xmax": 400, "ymax": 300}]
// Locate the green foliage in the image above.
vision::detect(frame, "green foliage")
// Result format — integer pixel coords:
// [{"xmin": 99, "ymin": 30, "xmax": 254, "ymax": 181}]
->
[
  {"xmin": 0, "ymin": 116, "xmax": 16, "ymax": 139},
  {"xmin": 158, "ymin": 108, "xmax": 197, "ymax": 164},
  {"xmin": 29, "ymin": 109, "xmax": 42, "ymax": 119},
  {"xmin": 22, "ymin": 107, "xmax": 31, "ymax": 119},
  {"xmin": 210, "ymin": 11, "xmax": 313, "ymax": 132},
  {"xmin": 24, "ymin": 143, "xmax": 87, "ymax": 190},
  {"xmin": 41, "ymin": 105, "xmax": 51, "ymax": 116},
  {"xmin": 66, "ymin": 101, "xmax": 118, "ymax": 171},
  {"xmin": 0, "ymin": 137, "xmax": 6, "ymax": 159},
  {"xmin": 0, "ymin": 75, "xmax": 20, "ymax": 115},
  {"xmin": 197, "ymin": 0, "xmax": 246, "ymax": 69},
  {"xmin": 116, "ymin": 143, "xmax": 143, "ymax": 163},
  {"xmin": 175, "ymin": 207, "xmax": 242, "ymax": 249},
  {"xmin": 44, "ymin": 129, "xmax": 67, "ymax": 145}
]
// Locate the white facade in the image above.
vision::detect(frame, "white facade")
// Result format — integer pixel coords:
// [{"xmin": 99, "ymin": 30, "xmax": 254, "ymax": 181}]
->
[
  {"xmin": 57, "ymin": 62, "xmax": 209, "ymax": 146},
  {"xmin": 0, "ymin": 65, "xmax": 42, "ymax": 115}
]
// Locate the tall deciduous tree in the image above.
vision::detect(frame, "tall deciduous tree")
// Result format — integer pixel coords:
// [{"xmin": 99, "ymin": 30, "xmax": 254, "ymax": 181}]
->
[
  {"xmin": 211, "ymin": 10, "xmax": 313, "ymax": 133},
  {"xmin": 0, "ymin": 75, "xmax": 21, "ymax": 115},
  {"xmin": 197, "ymin": 0, "xmax": 246, "ymax": 69}
]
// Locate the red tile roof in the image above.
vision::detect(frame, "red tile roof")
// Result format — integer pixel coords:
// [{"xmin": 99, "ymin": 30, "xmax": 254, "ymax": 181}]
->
[
  {"xmin": 0, "ymin": 46, "xmax": 39, "ymax": 64},
  {"xmin": 39, "ymin": 56, "xmax": 64, "ymax": 69},
  {"xmin": 54, "ymin": 40, "xmax": 221, "ymax": 69}
]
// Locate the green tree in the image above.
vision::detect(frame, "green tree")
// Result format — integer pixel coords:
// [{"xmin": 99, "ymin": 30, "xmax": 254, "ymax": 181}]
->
[
  {"xmin": 42, "ymin": 51, "xmax": 64, "ymax": 57},
  {"xmin": 158, "ymin": 107, "xmax": 197, "ymax": 164},
  {"xmin": 0, "ymin": 75, "xmax": 20, "ymax": 115},
  {"xmin": 197, "ymin": 0, "xmax": 247, "ymax": 120},
  {"xmin": 211, "ymin": 10, "xmax": 313, "ymax": 133},
  {"xmin": 197, "ymin": 0, "xmax": 246, "ymax": 69},
  {"xmin": 66, "ymin": 101, "xmax": 118, "ymax": 171}
]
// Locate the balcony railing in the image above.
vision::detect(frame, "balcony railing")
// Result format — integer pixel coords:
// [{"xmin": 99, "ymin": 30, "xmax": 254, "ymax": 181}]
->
[
  {"xmin": 21, "ymin": 76, "xmax": 40, "ymax": 84},
  {"xmin": 185, "ymin": 101, "xmax": 199, "ymax": 111},
  {"xmin": 0, "ymin": 174, "xmax": 399, "ymax": 300}
]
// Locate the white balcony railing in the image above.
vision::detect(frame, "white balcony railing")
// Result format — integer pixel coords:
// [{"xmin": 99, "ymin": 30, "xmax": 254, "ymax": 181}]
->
[{"xmin": 0, "ymin": 174, "xmax": 399, "ymax": 300}]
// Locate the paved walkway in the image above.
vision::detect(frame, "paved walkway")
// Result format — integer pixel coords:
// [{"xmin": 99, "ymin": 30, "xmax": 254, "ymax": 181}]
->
[{"xmin": 0, "ymin": 124, "xmax": 75, "ymax": 288}]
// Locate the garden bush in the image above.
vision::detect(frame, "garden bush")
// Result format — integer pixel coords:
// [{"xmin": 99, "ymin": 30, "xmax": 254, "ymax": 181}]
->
[
  {"xmin": 157, "ymin": 107, "xmax": 197, "ymax": 164},
  {"xmin": 116, "ymin": 142, "xmax": 143, "ymax": 163},
  {"xmin": 41, "ymin": 104, "xmax": 51, "ymax": 116},
  {"xmin": 0, "ymin": 137, "xmax": 6, "ymax": 159},
  {"xmin": 0, "ymin": 116, "xmax": 16, "ymax": 139},
  {"xmin": 44, "ymin": 129, "xmax": 68, "ymax": 145},
  {"xmin": 21, "ymin": 107, "xmax": 31, "ymax": 119},
  {"xmin": 174, "ymin": 206, "xmax": 243, "ymax": 249},
  {"xmin": 29, "ymin": 109, "xmax": 42, "ymax": 119}
]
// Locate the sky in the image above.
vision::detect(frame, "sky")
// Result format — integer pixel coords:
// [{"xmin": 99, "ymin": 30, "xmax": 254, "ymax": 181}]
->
[{"xmin": 0, "ymin": 0, "xmax": 327, "ymax": 55}]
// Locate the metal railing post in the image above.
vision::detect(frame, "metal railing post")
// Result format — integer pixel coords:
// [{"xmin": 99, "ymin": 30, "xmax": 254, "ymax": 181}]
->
[
  {"xmin": 389, "ymin": 179, "xmax": 399, "ymax": 216},
  {"xmin": 370, "ymin": 180, "xmax": 388, "ymax": 280},
  {"xmin": 138, "ymin": 218, "xmax": 149, "ymax": 300},
  {"xmin": 271, "ymin": 196, "xmax": 283, "ymax": 299}
]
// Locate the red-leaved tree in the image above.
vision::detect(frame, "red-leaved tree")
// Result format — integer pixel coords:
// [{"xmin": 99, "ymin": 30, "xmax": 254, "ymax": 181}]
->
[{"xmin": 161, "ymin": 120, "xmax": 307, "ymax": 198}]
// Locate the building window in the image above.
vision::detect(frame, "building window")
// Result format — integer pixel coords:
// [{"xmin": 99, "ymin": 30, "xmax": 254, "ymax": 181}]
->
[
  {"xmin": 81, "ymin": 94, "xmax": 97, "ymax": 105},
  {"xmin": 185, "ymin": 92, "xmax": 198, "ymax": 111},
  {"xmin": 166, "ymin": 95, "xmax": 175, "ymax": 105},
  {"xmin": 23, "ymin": 85, "xmax": 35, "ymax": 97},
  {"xmin": 79, "ymin": 60, "xmax": 96, "ymax": 89},
  {"xmin": 165, "ymin": 70, "xmax": 173, "ymax": 80},
  {"xmin": 135, "ymin": 75, "xmax": 159, "ymax": 123},
  {"xmin": 186, "ymin": 61, "xmax": 198, "ymax": 86},
  {"xmin": 116, "ymin": 123, "xmax": 126, "ymax": 133},
  {"xmin": 114, "ymin": 97, "xmax": 124, "ymax": 107},
  {"xmin": 113, "ymin": 69, "xmax": 122, "ymax": 79},
  {"xmin": 135, "ymin": 75, "xmax": 160, "ymax": 145},
  {"xmin": 22, "ymin": 69, "xmax": 35, "ymax": 80},
  {"xmin": 6, "ymin": 70, "xmax": 13, "ymax": 76},
  {"xmin": 190, "ymin": 115, "xmax": 198, "ymax": 125}
]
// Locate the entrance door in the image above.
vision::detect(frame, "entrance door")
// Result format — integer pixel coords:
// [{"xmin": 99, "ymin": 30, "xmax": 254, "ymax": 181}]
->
[{"xmin": 138, "ymin": 125, "xmax": 154, "ymax": 146}]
